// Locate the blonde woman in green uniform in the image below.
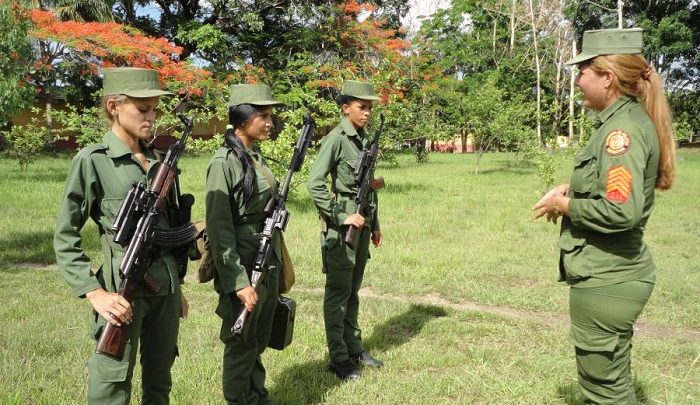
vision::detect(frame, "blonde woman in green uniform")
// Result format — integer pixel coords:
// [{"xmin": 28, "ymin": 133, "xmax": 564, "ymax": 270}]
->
[
  {"xmin": 307, "ymin": 80, "xmax": 385, "ymax": 380},
  {"xmin": 533, "ymin": 28, "xmax": 675, "ymax": 404},
  {"xmin": 54, "ymin": 67, "xmax": 189, "ymax": 404},
  {"xmin": 205, "ymin": 84, "xmax": 283, "ymax": 404}
]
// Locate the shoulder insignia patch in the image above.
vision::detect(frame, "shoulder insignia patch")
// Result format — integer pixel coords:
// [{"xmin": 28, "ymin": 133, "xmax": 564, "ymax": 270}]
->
[
  {"xmin": 606, "ymin": 165, "xmax": 632, "ymax": 203},
  {"xmin": 605, "ymin": 129, "xmax": 631, "ymax": 156}
]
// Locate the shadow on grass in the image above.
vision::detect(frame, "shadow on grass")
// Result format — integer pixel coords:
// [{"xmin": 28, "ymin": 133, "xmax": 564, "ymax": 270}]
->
[
  {"xmin": 0, "ymin": 230, "xmax": 57, "ymax": 264},
  {"xmin": 268, "ymin": 359, "xmax": 345, "ymax": 405},
  {"xmin": 269, "ymin": 304, "xmax": 447, "ymax": 404},
  {"xmin": 555, "ymin": 377, "xmax": 649, "ymax": 404},
  {"xmin": 363, "ymin": 303, "xmax": 448, "ymax": 352}
]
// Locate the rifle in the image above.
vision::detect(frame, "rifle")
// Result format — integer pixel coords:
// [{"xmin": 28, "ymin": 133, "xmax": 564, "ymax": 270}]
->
[
  {"xmin": 344, "ymin": 113, "xmax": 384, "ymax": 249},
  {"xmin": 231, "ymin": 113, "xmax": 315, "ymax": 335},
  {"xmin": 96, "ymin": 114, "xmax": 194, "ymax": 360}
]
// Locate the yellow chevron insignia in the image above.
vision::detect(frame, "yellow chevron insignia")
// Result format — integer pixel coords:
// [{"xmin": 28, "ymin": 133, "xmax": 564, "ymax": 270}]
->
[{"xmin": 606, "ymin": 165, "xmax": 632, "ymax": 203}]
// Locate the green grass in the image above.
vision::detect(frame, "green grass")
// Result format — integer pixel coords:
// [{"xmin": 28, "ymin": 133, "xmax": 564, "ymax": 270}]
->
[{"xmin": 0, "ymin": 149, "xmax": 698, "ymax": 403}]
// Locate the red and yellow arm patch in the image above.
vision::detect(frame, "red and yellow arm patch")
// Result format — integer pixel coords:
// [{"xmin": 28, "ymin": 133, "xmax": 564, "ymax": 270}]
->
[
  {"xmin": 605, "ymin": 129, "xmax": 631, "ymax": 156},
  {"xmin": 606, "ymin": 165, "xmax": 632, "ymax": 203}
]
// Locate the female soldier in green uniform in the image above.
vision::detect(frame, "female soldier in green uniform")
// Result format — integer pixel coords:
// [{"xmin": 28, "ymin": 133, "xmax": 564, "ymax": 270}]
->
[
  {"xmin": 205, "ymin": 84, "xmax": 284, "ymax": 404},
  {"xmin": 307, "ymin": 80, "xmax": 385, "ymax": 380},
  {"xmin": 533, "ymin": 28, "xmax": 675, "ymax": 403},
  {"xmin": 54, "ymin": 67, "xmax": 189, "ymax": 404}
]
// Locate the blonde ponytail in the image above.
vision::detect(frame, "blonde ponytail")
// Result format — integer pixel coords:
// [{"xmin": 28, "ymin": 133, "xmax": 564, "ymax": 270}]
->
[{"xmin": 592, "ymin": 55, "xmax": 676, "ymax": 190}]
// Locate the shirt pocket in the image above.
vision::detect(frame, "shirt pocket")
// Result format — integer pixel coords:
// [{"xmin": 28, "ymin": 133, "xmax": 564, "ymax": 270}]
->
[
  {"xmin": 100, "ymin": 197, "xmax": 125, "ymax": 230},
  {"xmin": 569, "ymin": 150, "xmax": 598, "ymax": 195},
  {"xmin": 559, "ymin": 222, "xmax": 591, "ymax": 281},
  {"xmin": 338, "ymin": 152, "xmax": 360, "ymax": 187}
]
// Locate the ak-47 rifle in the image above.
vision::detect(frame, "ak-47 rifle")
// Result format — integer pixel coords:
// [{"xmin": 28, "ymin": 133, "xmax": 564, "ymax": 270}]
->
[
  {"xmin": 96, "ymin": 114, "xmax": 194, "ymax": 360},
  {"xmin": 231, "ymin": 113, "xmax": 315, "ymax": 335},
  {"xmin": 344, "ymin": 114, "xmax": 384, "ymax": 249}
]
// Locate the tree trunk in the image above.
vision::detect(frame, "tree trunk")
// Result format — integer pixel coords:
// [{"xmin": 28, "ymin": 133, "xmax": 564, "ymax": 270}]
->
[
  {"xmin": 568, "ymin": 36, "xmax": 577, "ymax": 142},
  {"xmin": 579, "ymin": 106, "xmax": 586, "ymax": 143},
  {"xmin": 527, "ymin": 0, "xmax": 542, "ymax": 147},
  {"xmin": 492, "ymin": 19, "xmax": 497, "ymax": 56},
  {"xmin": 44, "ymin": 86, "xmax": 53, "ymax": 149},
  {"xmin": 618, "ymin": 0, "xmax": 624, "ymax": 28},
  {"xmin": 509, "ymin": 0, "xmax": 516, "ymax": 53},
  {"xmin": 552, "ymin": 15, "xmax": 564, "ymax": 139}
]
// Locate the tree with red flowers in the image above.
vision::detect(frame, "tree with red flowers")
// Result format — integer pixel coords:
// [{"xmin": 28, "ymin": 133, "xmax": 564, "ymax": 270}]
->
[{"xmin": 27, "ymin": 7, "xmax": 213, "ymax": 133}]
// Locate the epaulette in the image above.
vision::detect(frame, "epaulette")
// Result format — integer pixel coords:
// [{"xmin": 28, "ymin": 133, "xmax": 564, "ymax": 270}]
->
[
  {"xmin": 213, "ymin": 146, "xmax": 231, "ymax": 159},
  {"xmin": 79, "ymin": 143, "xmax": 108, "ymax": 155}
]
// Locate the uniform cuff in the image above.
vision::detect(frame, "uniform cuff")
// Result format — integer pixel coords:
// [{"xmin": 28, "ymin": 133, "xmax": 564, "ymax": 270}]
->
[
  {"xmin": 233, "ymin": 270, "xmax": 251, "ymax": 293},
  {"xmin": 567, "ymin": 198, "xmax": 583, "ymax": 226},
  {"xmin": 335, "ymin": 212, "xmax": 349, "ymax": 227},
  {"xmin": 75, "ymin": 281, "xmax": 103, "ymax": 298}
]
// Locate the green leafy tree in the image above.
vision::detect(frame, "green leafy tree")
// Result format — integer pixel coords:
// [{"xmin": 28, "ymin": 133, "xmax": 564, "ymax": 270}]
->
[
  {"xmin": 0, "ymin": 1, "xmax": 34, "ymax": 130},
  {"xmin": 568, "ymin": 0, "xmax": 700, "ymax": 134}
]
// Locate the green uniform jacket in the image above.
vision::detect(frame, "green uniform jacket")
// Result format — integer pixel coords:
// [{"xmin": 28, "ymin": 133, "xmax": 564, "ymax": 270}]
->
[
  {"xmin": 54, "ymin": 131, "xmax": 181, "ymax": 298},
  {"xmin": 205, "ymin": 146, "xmax": 281, "ymax": 295},
  {"xmin": 307, "ymin": 117, "xmax": 379, "ymax": 232},
  {"xmin": 559, "ymin": 96, "xmax": 659, "ymax": 287}
]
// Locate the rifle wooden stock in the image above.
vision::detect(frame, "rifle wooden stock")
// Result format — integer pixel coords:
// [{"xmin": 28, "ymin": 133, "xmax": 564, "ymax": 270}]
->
[
  {"xmin": 344, "ymin": 224, "xmax": 361, "ymax": 249},
  {"xmin": 95, "ymin": 277, "xmax": 139, "ymax": 359}
]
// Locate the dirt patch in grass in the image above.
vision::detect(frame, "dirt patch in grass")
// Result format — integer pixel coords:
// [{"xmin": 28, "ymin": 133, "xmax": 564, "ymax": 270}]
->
[{"xmin": 299, "ymin": 286, "xmax": 699, "ymax": 341}]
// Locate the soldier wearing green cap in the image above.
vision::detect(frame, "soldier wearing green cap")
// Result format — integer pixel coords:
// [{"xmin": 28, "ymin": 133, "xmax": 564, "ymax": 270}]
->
[
  {"xmin": 533, "ymin": 28, "xmax": 676, "ymax": 404},
  {"xmin": 307, "ymin": 80, "xmax": 386, "ymax": 380},
  {"xmin": 205, "ymin": 83, "xmax": 285, "ymax": 403},
  {"xmin": 53, "ymin": 67, "xmax": 189, "ymax": 404}
]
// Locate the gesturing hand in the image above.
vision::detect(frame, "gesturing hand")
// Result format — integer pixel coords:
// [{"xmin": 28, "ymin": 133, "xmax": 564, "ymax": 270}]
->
[{"xmin": 532, "ymin": 184, "xmax": 569, "ymax": 223}]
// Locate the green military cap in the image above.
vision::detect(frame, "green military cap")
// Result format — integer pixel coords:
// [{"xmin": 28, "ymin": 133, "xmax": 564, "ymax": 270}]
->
[
  {"xmin": 565, "ymin": 28, "xmax": 643, "ymax": 65},
  {"xmin": 102, "ymin": 67, "xmax": 173, "ymax": 97},
  {"xmin": 228, "ymin": 84, "xmax": 284, "ymax": 107},
  {"xmin": 340, "ymin": 80, "xmax": 379, "ymax": 101}
]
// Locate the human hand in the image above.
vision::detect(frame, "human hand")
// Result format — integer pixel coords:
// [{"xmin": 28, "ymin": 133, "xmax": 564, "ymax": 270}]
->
[
  {"xmin": 236, "ymin": 286, "xmax": 258, "ymax": 312},
  {"xmin": 86, "ymin": 288, "xmax": 132, "ymax": 327},
  {"xmin": 532, "ymin": 184, "xmax": 568, "ymax": 221},
  {"xmin": 343, "ymin": 213, "xmax": 365, "ymax": 228},
  {"xmin": 371, "ymin": 231, "xmax": 383, "ymax": 247},
  {"xmin": 369, "ymin": 177, "xmax": 385, "ymax": 190}
]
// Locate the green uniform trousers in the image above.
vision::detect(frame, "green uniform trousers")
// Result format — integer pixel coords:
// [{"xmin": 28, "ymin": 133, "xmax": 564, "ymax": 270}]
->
[
  {"xmin": 323, "ymin": 225, "xmax": 371, "ymax": 363},
  {"xmin": 569, "ymin": 274, "xmax": 655, "ymax": 404},
  {"xmin": 216, "ymin": 265, "xmax": 279, "ymax": 405},
  {"xmin": 87, "ymin": 289, "xmax": 181, "ymax": 405}
]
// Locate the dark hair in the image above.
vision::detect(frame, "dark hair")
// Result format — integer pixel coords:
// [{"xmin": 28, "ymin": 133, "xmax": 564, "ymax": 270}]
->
[
  {"xmin": 223, "ymin": 103, "xmax": 262, "ymax": 203},
  {"xmin": 336, "ymin": 94, "xmax": 358, "ymax": 107}
]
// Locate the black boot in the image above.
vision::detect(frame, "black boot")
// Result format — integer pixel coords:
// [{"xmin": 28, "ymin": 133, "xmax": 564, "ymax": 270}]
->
[
  {"xmin": 350, "ymin": 351, "xmax": 384, "ymax": 368},
  {"xmin": 328, "ymin": 360, "xmax": 361, "ymax": 380}
]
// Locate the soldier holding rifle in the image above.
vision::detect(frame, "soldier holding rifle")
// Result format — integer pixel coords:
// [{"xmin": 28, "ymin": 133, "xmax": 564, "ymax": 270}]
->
[
  {"xmin": 205, "ymin": 84, "xmax": 288, "ymax": 404},
  {"xmin": 54, "ymin": 68, "xmax": 190, "ymax": 404},
  {"xmin": 307, "ymin": 80, "xmax": 386, "ymax": 380}
]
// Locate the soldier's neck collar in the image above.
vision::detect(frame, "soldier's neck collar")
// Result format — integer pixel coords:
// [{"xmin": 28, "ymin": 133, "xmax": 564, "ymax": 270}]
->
[{"xmin": 597, "ymin": 95, "xmax": 633, "ymax": 125}]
